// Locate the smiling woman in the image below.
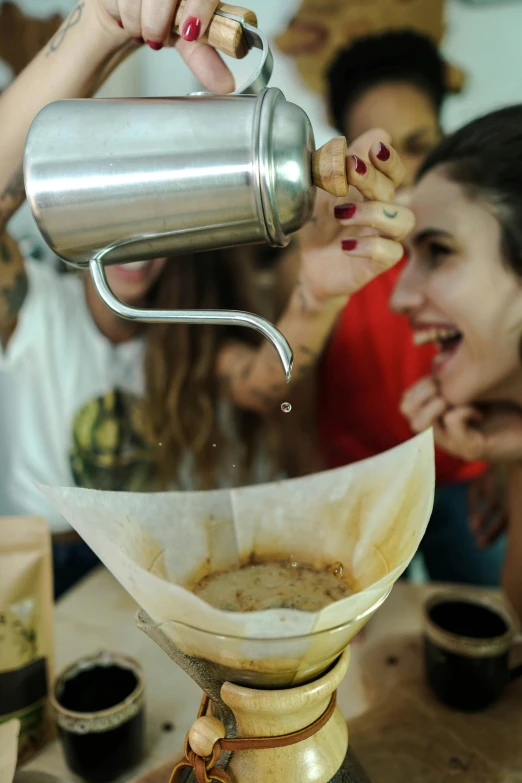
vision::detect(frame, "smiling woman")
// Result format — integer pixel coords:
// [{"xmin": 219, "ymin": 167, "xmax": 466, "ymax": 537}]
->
[
  {"xmin": 393, "ymin": 105, "xmax": 522, "ymax": 619},
  {"xmin": 393, "ymin": 105, "xmax": 522, "ymax": 409}
]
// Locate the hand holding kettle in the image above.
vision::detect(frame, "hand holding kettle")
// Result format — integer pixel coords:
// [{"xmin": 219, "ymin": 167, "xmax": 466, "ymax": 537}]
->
[
  {"xmin": 216, "ymin": 130, "xmax": 415, "ymax": 413},
  {"xmin": 297, "ymin": 128, "xmax": 415, "ymax": 309},
  {"xmin": 96, "ymin": 0, "xmax": 234, "ymax": 93}
]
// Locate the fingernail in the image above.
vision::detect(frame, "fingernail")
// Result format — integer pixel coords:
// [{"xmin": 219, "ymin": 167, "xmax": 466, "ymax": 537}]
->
[
  {"xmin": 146, "ymin": 40, "xmax": 163, "ymax": 50},
  {"xmin": 352, "ymin": 155, "xmax": 368, "ymax": 175},
  {"xmin": 377, "ymin": 142, "xmax": 391, "ymax": 162},
  {"xmin": 116, "ymin": 19, "xmax": 123, "ymax": 28},
  {"xmin": 134, "ymin": 36, "xmax": 144, "ymax": 43},
  {"xmin": 342, "ymin": 239, "xmax": 358, "ymax": 251},
  {"xmin": 334, "ymin": 203, "xmax": 356, "ymax": 220},
  {"xmin": 182, "ymin": 16, "xmax": 202, "ymax": 42}
]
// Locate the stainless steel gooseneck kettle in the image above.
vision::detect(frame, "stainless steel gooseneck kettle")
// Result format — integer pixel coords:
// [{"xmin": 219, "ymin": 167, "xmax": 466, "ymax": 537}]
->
[{"xmin": 23, "ymin": 3, "xmax": 350, "ymax": 380}]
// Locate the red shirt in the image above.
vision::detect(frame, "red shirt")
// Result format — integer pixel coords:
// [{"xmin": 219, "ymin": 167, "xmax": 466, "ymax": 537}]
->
[{"xmin": 318, "ymin": 259, "xmax": 487, "ymax": 484}]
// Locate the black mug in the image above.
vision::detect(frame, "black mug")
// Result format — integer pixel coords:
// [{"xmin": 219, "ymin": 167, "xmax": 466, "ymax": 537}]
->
[
  {"xmin": 424, "ymin": 591, "xmax": 522, "ymax": 711},
  {"xmin": 51, "ymin": 651, "xmax": 145, "ymax": 783}
]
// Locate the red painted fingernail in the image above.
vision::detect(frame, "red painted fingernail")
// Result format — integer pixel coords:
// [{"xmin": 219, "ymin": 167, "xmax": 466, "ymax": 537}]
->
[
  {"xmin": 116, "ymin": 19, "xmax": 123, "ymax": 28},
  {"xmin": 146, "ymin": 40, "xmax": 163, "ymax": 50},
  {"xmin": 134, "ymin": 36, "xmax": 144, "ymax": 43},
  {"xmin": 352, "ymin": 155, "xmax": 368, "ymax": 175},
  {"xmin": 334, "ymin": 203, "xmax": 356, "ymax": 220},
  {"xmin": 377, "ymin": 142, "xmax": 391, "ymax": 162},
  {"xmin": 182, "ymin": 16, "xmax": 202, "ymax": 41},
  {"xmin": 342, "ymin": 239, "xmax": 358, "ymax": 251}
]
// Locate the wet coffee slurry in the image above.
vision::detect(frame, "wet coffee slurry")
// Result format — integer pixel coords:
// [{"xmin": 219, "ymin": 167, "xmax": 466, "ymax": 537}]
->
[{"xmin": 193, "ymin": 561, "xmax": 352, "ymax": 613}]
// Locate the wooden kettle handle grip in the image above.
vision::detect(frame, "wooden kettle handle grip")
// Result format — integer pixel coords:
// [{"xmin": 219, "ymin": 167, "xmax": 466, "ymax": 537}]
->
[
  {"xmin": 173, "ymin": 2, "xmax": 258, "ymax": 59},
  {"xmin": 312, "ymin": 137, "xmax": 350, "ymax": 197}
]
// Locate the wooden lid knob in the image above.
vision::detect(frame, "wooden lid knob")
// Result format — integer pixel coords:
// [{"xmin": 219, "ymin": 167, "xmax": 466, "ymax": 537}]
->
[
  {"xmin": 188, "ymin": 716, "xmax": 226, "ymax": 758},
  {"xmin": 173, "ymin": 2, "xmax": 258, "ymax": 59},
  {"xmin": 312, "ymin": 137, "xmax": 349, "ymax": 197}
]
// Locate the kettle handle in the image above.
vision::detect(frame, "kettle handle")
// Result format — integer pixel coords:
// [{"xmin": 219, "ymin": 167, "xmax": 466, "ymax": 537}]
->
[
  {"xmin": 312, "ymin": 137, "xmax": 350, "ymax": 198},
  {"xmin": 172, "ymin": 1, "xmax": 258, "ymax": 59}
]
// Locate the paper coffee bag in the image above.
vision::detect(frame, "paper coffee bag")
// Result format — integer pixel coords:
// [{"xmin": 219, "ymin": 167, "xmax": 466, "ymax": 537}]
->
[{"xmin": 0, "ymin": 517, "xmax": 54, "ymax": 764}]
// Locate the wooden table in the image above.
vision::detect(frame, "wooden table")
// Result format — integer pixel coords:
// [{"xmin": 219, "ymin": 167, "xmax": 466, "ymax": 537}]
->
[{"xmin": 25, "ymin": 568, "xmax": 522, "ymax": 782}]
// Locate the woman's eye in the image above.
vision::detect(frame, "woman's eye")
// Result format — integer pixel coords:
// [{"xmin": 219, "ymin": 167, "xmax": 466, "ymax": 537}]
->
[
  {"xmin": 425, "ymin": 242, "xmax": 452, "ymax": 269},
  {"xmin": 406, "ymin": 142, "xmax": 436, "ymax": 158}
]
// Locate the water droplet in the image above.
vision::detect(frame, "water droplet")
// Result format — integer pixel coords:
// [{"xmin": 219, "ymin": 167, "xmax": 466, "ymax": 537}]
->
[
  {"xmin": 290, "ymin": 556, "xmax": 298, "ymax": 568},
  {"xmin": 232, "ymin": 464, "xmax": 235, "ymax": 468},
  {"xmin": 329, "ymin": 561, "xmax": 344, "ymax": 579},
  {"xmin": 212, "ymin": 443, "xmax": 216, "ymax": 447},
  {"xmin": 158, "ymin": 442, "xmax": 163, "ymax": 446},
  {"xmin": 281, "ymin": 402, "xmax": 292, "ymax": 413}
]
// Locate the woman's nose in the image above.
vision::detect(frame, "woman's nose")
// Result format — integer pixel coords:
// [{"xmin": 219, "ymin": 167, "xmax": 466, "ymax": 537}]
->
[{"xmin": 389, "ymin": 259, "xmax": 425, "ymax": 314}]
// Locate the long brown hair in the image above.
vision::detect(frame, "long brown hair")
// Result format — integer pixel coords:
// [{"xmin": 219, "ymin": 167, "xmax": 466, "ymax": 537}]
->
[{"xmin": 142, "ymin": 246, "xmax": 276, "ymax": 489}]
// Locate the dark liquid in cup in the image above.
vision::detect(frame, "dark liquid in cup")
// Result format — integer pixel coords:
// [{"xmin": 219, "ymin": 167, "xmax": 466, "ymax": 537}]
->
[
  {"xmin": 428, "ymin": 600, "xmax": 508, "ymax": 639},
  {"xmin": 57, "ymin": 663, "xmax": 144, "ymax": 783},
  {"xmin": 425, "ymin": 599, "xmax": 510, "ymax": 712}
]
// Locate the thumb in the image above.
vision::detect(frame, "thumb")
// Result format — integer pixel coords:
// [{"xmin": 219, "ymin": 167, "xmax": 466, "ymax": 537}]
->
[{"xmin": 443, "ymin": 406, "xmax": 486, "ymax": 459}]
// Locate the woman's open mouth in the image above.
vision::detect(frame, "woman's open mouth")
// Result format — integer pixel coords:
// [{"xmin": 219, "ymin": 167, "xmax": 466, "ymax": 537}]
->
[{"xmin": 412, "ymin": 326, "xmax": 463, "ymax": 373}]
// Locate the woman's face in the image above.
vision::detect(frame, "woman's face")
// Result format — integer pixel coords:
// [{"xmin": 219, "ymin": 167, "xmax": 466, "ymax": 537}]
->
[
  {"xmin": 105, "ymin": 258, "xmax": 167, "ymax": 303},
  {"xmin": 345, "ymin": 81, "xmax": 441, "ymax": 188},
  {"xmin": 390, "ymin": 170, "xmax": 522, "ymax": 406}
]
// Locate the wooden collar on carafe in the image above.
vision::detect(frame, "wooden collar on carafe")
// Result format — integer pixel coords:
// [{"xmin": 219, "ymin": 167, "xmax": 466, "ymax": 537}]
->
[{"xmin": 169, "ymin": 691, "xmax": 337, "ymax": 783}]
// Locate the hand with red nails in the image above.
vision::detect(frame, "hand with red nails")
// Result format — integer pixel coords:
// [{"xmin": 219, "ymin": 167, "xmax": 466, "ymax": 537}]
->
[
  {"xmin": 216, "ymin": 130, "xmax": 415, "ymax": 414},
  {"xmin": 400, "ymin": 375, "xmax": 522, "ymax": 464},
  {"xmin": 98, "ymin": 0, "xmax": 233, "ymax": 93},
  {"xmin": 297, "ymin": 129, "xmax": 415, "ymax": 306}
]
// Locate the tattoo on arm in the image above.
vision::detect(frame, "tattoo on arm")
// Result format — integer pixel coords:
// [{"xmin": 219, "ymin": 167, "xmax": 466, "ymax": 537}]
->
[
  {"xmin": 46, "ymin": 2, "xmax": 85, "ymax": 56},
  {"xmin": 383, "ymin": 208, "xmax": 398, "ymax": 219},
  {"xmin": 296, "ymin": 277, "xmax": 310, "ymax": 313},
  {"xmin": 0, "ymin": 167, "xmax": 25, "ymax": 228},
  {"xmin": 299, "ymin": 344, "xmax": 318, "ymax": 359},
  {"xmin": 1, "ymin": 272, "xmax": 28, "ymax": 319},
  {"xmin": 239, "ymin": 359, "xmax": 254, "ymax": 380},
  {"xmin": 249, "ymin": 388, "xmax": 274, "ymax": 407},
  {"xmin": 0, "ymin": 240, "xmax": 12, "ymax": 264}
]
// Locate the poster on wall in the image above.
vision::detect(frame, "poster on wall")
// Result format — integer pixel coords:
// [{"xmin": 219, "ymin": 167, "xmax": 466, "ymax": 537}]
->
[
  {"xmin": 0, "ymin": 2, "xmax": 62, "ymax": 81},
  {"xmin": 275, "ymin": 0, "xmax": 465, "ymax": 97}
]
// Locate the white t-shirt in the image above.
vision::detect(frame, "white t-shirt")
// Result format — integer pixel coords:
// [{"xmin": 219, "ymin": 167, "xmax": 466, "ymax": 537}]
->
[{"xmin": 0, "ymin": 262, "xmax": 274, "ymax": 533}]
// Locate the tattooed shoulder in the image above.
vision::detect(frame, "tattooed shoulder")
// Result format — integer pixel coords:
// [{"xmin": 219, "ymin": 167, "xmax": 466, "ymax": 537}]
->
[{"xmin": 0, "ymin": 272, "xmax": 28, "ymax": 326}]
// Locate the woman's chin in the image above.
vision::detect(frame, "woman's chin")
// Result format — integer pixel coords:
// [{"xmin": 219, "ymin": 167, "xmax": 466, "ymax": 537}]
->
[
  {"xmin": 439, "ymin": 369, "xmax": 506, "ymax": 409},
  {"xmin": 437, "ymin": 366, "xmax": 481, "ymax": 408}
]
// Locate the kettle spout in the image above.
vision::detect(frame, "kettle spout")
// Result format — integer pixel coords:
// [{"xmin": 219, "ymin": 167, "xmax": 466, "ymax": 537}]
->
[{"xmin": 90, "ymin": 259, "xmax": 294, "ymax": 382}]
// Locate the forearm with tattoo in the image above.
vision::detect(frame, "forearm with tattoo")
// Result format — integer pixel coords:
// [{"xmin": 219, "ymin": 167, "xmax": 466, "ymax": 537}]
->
[
  {"xmin": 0, "ymin": 0, "xmax": 132, "ymax": 337},
  {"xmin": 219, "ymin": 284, "xmax": 344, "ymax": 414}
]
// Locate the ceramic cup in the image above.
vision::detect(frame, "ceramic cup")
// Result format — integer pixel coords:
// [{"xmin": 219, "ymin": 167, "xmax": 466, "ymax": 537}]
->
[
  {"xmin": 424, "ymin": 590, "xmax": 522, "ymax": 711},
  {"xmin": 51, "ymin": 651, "xmax": 145, "ymax": 782}
]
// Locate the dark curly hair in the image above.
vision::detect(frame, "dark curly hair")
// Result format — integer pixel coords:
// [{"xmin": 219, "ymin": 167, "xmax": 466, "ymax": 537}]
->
[
  {"xmin": 418, "ymin": 105, "xmax": 522, "ymax": 280},
  {"xmin": 327, "ymin": 30, "xmax": 448, "ymax": 134}
]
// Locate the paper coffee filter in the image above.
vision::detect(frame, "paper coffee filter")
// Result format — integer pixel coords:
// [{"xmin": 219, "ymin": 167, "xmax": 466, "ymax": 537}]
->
[{"xmin": 39, "ymin": 431, "xmax": 434, "ymax": 676}]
